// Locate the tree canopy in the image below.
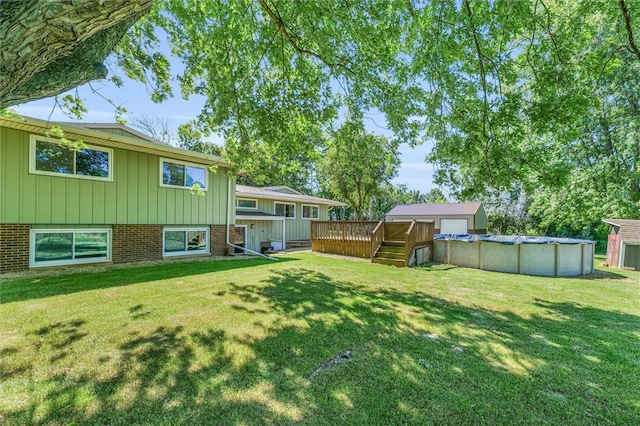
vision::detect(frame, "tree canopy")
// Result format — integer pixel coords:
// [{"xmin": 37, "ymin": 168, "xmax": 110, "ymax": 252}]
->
[
  {"xmin": 3, "ymin": 0, "xmax": 640, "ymax": 236},
  {"xmin": 317, "ymin": 119, "xmax": 400, "ymax": 220}
]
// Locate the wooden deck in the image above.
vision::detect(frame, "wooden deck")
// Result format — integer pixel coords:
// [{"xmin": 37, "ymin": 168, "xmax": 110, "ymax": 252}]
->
[
  {"xmin": 311, "ymin": 221, "xmax": 434, "ymax": 266},
  {"xmin": 310, "ymin": 221, "xmax": 378, "ymax": 258}
]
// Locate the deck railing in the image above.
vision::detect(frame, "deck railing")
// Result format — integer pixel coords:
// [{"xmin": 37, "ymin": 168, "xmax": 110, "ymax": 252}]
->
[
  {"xmin": 370, "ymin": 221, "xmax": 384, "ymax": 258},
  {"xmin": 404, "ymin": 221, "xmax": 416, "ymax": 264},
  {"xmin": 311, "ymin": 220, "xmax": 434, "ymax": 262},
  {"xmin": 404, "ymin": 221, "xmax": 435, "ymax": 265},
  {"xmin": 311, "ymin": 221, "xmax": 378, "ymax": 258}
]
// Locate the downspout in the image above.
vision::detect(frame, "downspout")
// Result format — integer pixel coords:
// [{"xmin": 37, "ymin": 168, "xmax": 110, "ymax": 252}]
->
[{"xmin": 226, "ymin": 175, "xmax": 278, "ymax": 261}]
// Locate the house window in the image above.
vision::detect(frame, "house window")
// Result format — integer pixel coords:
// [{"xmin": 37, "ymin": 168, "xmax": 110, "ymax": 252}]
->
[
  {"xmin": 163, "ymin": 228, "xmax": 209, "ymax": 256},
  {"xmin": 30, "ymin": 136, "xmax": 112, "ymax": 181},
  {"xmin": 30, "ymin": 229, "xmax": 111, "ymax": 267},
  {"xmin": 160, "ymin": 158, "xmax": 207, "ymax": 190},
  {"xmin": 302, "ymin": 204, "xmax": 320, "ymax": 219},
  {"xmin": 274, "ymin": 202, "xmax": 295, "ymax": 218},
  {"xmin": 236, "ymin": 198, "xmax": 258, "ymax": 209}
]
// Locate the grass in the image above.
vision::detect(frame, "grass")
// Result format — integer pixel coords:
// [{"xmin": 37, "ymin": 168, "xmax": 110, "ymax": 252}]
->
[{"xmin": 1, "ymin": 253, "xmax": 639, "ymax": 425}]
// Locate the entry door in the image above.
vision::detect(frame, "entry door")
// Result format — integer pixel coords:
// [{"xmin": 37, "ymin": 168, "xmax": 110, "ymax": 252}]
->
[{"xmin": 234, "ymin": 226, "xmax": 246, "ymax": 253}]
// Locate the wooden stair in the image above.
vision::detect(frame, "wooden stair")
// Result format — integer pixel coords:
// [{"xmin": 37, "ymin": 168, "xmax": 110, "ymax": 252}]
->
[{"xmin": 372, "ymin": 240, "xmax": 405, "ymax": 267}]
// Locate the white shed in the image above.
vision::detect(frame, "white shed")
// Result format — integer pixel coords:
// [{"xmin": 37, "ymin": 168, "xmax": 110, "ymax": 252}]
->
[{"xmin": 385, "ymin": 202, "xmax": 487, "ymax": 234}]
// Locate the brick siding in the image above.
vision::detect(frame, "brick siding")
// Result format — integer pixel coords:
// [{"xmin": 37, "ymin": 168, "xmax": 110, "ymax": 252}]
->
[
  {"xmin": 211, "ymin": 224, "xmax": 233, "ymax": 256},
  {"xmin": 0, "ymin": 224, "xmax": 30, "ymax": 273},
  {"xmin": 1, "ymin": 224, "xmax": 235, "ymax": 273},
  {"xmin": 112, "ymin": 224, "xmax": 163, "ymax": 264}
]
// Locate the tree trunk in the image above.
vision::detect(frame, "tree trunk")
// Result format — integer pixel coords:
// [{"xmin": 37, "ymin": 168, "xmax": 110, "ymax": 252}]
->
[{"xmin": 0, "ymin": 0, "xmax": 154, "ymax": 108}]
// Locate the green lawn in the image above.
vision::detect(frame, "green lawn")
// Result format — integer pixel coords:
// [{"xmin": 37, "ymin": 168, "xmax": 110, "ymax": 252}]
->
[{"xmin": 1, "ymin": 253, "xmax": 639, "ymax": 425}]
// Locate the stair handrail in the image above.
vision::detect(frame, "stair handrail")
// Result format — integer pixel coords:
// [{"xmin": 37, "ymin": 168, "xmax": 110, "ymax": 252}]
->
[
  {"xmin": 404, "ymin": 220, "xmax": 417, "ymax": 265},
  {"xmin": 370, "ymin": 220, "xmax": 384, "ymax": 259}
]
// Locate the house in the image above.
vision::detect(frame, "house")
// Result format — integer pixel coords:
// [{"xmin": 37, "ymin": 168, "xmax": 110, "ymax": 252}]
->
[
  {"xmin": 602, "ymin": 218, "xmax": 640, "ymax": 270},
  {"xmin": 235, "ymin": 185, "xmax": 346, "ymax": 253},
  {"xmin": 0, "ymin": 115, "xmax": 236, "ymax": 273},
  {"xmin": 385, "ymin": 202, "xmax": 487, "ymax": 234}
]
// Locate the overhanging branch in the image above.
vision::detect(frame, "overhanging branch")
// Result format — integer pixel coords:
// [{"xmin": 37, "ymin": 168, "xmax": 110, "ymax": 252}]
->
[
  {"xmin": 619, "ymin": 0, "xmax": 640, "ymax": 60},
  {"xmin": 256, "ymin": 0, "xmax": 355, "ymax": 74}
]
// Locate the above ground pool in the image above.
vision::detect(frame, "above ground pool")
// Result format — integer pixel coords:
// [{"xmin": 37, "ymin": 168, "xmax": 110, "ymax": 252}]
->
[{"xmin": 433, "ymin": 234, "xmax": 595, "ymax": 276}]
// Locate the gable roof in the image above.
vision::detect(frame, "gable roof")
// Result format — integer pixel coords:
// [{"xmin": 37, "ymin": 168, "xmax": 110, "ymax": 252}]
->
[
  {"xmin": 1, "ymin": 115, "xmax": 230, "ymax": 168},
  {"xmin": 63, "ymin": 122, "xmax": 167, "ymax": 145},
  {"xmin": 261, "ymin": 185, "xmax": 302, "ymax": 195},
  {"xmin": 236, "ymin": 185, "xmax": 346, "ymax": 206},
  {"xmin": 387, "ymin": 202, "xmax": 484, "ymax": 216}
]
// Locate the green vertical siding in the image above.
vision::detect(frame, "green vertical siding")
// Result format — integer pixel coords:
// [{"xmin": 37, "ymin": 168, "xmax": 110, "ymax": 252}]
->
[
  {"xmin": 237, "ymin": 199, "xmax": 331, "ymax": 248},
  {"xmin": 0, "ymin": 127, "xmax": 231, "ymax": 225}
]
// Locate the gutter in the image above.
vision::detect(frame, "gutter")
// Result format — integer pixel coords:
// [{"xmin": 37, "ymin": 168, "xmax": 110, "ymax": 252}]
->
[{"xmin": 226, "ymin": 176, "xmax": 278, "ymax": 261}]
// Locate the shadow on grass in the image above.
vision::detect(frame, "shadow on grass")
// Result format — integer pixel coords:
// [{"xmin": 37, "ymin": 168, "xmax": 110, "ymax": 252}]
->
[
  {"xmin": 0, "ymin": 257, "xmax": 293, "ymax": 304},
  {"xmin": 3, "ymin": 268, "xmax": 639, "ymax": 424}
]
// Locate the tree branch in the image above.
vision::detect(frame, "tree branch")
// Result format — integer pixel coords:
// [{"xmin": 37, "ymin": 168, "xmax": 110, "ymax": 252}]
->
[
  {"xmin": 256, "ymin": 0, "xmax": 355, "ymax": 74},
  {"xmin": 462, "ymin": 0, "xmax": 491, "ymax": 147},
  {"xmin": 619, "ymin": 0, "xmax": 640, "ymax": 61}
]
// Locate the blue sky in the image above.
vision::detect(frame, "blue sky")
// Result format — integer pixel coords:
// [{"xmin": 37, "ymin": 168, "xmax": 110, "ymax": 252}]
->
[{"xmin": 14, "ymin": 60, "xmax": 436, "ymax": 194}]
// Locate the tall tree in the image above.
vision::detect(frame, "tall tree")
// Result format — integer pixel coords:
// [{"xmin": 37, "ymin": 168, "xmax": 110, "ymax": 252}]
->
[
  {"xmin": 424, "ymin": 188, "xmax": 447, "ymax": 204},
  {"xmin": 317, "ymin": 119, "xmax": 400, "ymax": 220},
  {"xmin": 129, "ymin": 115, "xmax": 175, "ymax": 145}
]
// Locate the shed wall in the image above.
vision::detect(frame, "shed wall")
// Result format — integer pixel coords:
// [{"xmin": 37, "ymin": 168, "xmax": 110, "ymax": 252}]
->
[
  {"xmin": 387, "ymin": 213, "xmax": 478, "ymax": 233},
  {"xmin": 475, "ymin": 206, "xmax": 488, "ymax": 231},
  {"xmin": 607, "ymin": 234, "xmax": 620, "ymax": 267},
  {"xmin": 624, "ymin": 244, "xmax": 640, "ymax": 270}
]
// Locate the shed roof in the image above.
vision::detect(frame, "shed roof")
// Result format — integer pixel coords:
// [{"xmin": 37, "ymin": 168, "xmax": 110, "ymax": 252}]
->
[
  {"xmin": 387, "ymin": 202, "xmax": 483, "ymax": 216},
  {"xmin": 602, "ymin": 218, "xmax": 640, "ymax": 228},
  {"xmin": 236, "ymin": 185, "xmax": 346, "ymax": 206}
]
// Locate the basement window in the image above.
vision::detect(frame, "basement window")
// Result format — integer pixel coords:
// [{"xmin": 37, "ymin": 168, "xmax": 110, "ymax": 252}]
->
[
  {"xmin": 163, "ymin": 228, "xmax": 209, "ymax": 256},
  {"xmin": 30, "ymin": 229, "xmax": 111, "ymax": 267}
]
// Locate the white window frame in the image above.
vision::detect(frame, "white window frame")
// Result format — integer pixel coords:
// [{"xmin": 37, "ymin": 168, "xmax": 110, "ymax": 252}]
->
[
  {"xmin": 236, "ymin": 198, "xmax": 258, "ymax": 209},
  {"xmin": 302, "ymin": 204, "xmax": 320, "ymax": 220},
  {"xmin": 274, "ymin": 202, "xmax": 296, "ymax": 219},
  {"xmin": 29, "ymin": 135, "xmax": 113, "ymax": 182},
  {"xmin": 30, "ymin": 228, "xmax": 112, "ymax": 267},
  {"xmin": 159, "ymin": 158, "xmax": 209, "ymax": 191},
  {"xmin": 163, "ymin": 227, "xmax": 210, "ymax": 257}
]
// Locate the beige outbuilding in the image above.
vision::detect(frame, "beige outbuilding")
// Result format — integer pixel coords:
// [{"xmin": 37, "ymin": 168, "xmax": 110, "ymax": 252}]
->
[{"xmin": 385, "ymin": 202, "xmax": 487, "ymax": 234}]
